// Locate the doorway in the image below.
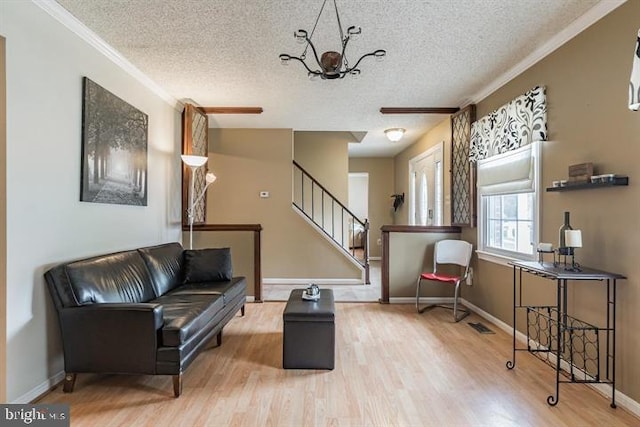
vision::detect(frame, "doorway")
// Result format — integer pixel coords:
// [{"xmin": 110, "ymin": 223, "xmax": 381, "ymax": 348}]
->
[
  {"xmin": 409, "ymin": 142, "xmax": 443, "ymax": 226},
  {"xmin": 348, "ymin": 172, "xmax": 368, "ymax": 262}
]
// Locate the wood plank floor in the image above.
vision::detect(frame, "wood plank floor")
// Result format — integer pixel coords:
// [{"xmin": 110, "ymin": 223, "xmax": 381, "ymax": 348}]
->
[{"xmin": 37, "ymin": 303, "xmax": 640, "ymax": 426}]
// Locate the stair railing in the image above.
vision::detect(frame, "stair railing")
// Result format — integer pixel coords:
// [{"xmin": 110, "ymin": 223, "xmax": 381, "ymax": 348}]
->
[{"xmin": 293, "ymin": 160, "xmax": 370, "ymax": 284}]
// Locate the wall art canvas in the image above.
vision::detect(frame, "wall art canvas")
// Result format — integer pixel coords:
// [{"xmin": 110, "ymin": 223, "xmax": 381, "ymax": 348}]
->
[{"xmin": 81, "ymin": 77, "xmax": 148, "ymax": 206}]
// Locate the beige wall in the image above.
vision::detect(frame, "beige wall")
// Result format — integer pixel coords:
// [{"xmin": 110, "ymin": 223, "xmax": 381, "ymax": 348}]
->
[
  {"xmin": 203, "ymin": 128, "xmax": 361, "ymax": 282},
  {"xmin": 462, "ymin": 0, "xmax": 640, "ymax": 402},
  {"xmin": 389, "ymin": 231, "xmax": 461, "ymax": 298},
  {"xmin": 393, "ymin": 118, "xmax": 452, "ymax": 225},
  {"xmin": 294, "ymin": 131, "xmax": 351, "ymax": 202},
  {"xmin": 348, "ymin": 158, "xmax": 395, "ymax": 258},
  {"xmin": 0, "ymin": 36, "xmax": 6, "ymax": 403}
]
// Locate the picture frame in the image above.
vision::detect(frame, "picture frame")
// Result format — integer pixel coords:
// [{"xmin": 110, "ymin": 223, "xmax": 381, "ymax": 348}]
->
[{"xmin": 80, "ymin": 77, "xmax": 148, "ymax": 206}]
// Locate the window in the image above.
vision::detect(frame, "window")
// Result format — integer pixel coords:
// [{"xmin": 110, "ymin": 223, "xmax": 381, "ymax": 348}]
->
[{"xmin": 477, "ymin": 142, "xmax": 540, "ymax": 263}]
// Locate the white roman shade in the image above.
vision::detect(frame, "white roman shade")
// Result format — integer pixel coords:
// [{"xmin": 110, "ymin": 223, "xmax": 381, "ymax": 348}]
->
[
  {"xmin": 477, "ymin": 142, "xmax": 538, "ymax": 196},
  {"xmin": 630, "ymin": 28, "xmax": 640, "ymax": 111}
]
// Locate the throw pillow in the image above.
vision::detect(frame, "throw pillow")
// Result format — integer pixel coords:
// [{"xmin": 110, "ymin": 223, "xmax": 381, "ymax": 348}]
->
[{"xmin": 183, "ymin": 247, "xmax": 233, "ymax": 283}]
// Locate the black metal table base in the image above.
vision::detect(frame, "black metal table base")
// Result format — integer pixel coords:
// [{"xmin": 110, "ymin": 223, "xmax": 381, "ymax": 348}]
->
[{"xmin": 506, "ymin": 261, "xmax": 624, "ymax": 408}]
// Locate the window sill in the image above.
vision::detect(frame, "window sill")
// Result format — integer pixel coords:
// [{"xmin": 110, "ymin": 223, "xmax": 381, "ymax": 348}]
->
[{"xmin": 476, "ymin": 250, "xmax": 532, "ymax": 267}]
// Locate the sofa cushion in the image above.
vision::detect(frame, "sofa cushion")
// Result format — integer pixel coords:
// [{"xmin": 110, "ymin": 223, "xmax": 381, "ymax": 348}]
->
[
  {"xmin": 65, "ymin": 251, "xmax": 156, "ymax": 305},
  {"xmin": 183, "ymin": 248, "xmax": 233, "ymax": 283},
  {"xmin": 138, "ymin": 243, "xmax": 184, "ymax": 297},
  {"xmin": 153, "ymin": 293, "xmax": 224, "ymax": 347},
  {"xmin": 168, "ymin": 277, "xmax": 247, "ymax": 306}
]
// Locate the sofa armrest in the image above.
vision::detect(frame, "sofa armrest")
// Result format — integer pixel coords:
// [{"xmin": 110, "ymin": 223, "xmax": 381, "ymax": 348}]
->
[{"xmin": 58, "ymin": 303, "xmax": 164, "ymax": 374}]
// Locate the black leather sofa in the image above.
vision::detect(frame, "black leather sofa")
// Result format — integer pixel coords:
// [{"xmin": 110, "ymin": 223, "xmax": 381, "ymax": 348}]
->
[{"xmin": 45, "ymin": 242, "xmax": 246, "ymax": 397}]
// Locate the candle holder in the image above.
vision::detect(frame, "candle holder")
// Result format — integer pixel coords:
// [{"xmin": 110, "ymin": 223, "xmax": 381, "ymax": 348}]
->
[
  {"xmin": 564, "ymin": 229, "xmax": 582, "ymax": 272},
  {"xmin": 537, "ymin": 249, "xmax": 555, "ymax": 265},
  {"xmin": 536, "ymin": 243, "xmax": 554, "ymax": 265}
]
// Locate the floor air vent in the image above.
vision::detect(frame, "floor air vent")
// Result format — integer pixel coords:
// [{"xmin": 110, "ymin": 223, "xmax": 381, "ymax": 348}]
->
[{"xmin": 468, "ymin": 322, "xmax": 495, "ymax": 334}]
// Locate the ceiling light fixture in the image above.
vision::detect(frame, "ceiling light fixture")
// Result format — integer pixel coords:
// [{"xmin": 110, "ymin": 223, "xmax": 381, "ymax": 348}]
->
[
  {"xmin": 279, "ymin": 0, "xmax": 386, "ymax": 80},
  {"xmin": 385, "ymin": 128, "xmax": 405, "ymax": 142}
]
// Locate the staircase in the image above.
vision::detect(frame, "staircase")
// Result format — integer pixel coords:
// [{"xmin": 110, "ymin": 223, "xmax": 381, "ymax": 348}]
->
[{"xmin": 292, "ymin": 161, "xmax": 370, "ymax": 284}]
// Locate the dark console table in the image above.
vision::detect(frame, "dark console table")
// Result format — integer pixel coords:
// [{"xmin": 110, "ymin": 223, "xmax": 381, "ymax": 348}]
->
[{"xmin": 507, "ymin": 261, "xmax": 625, "ymax": 407}]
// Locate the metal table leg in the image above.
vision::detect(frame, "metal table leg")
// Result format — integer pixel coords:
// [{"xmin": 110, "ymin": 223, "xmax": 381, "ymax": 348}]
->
[{"xmin": 507, "ymin": 265, "xmax": 517, "ymax": 370}]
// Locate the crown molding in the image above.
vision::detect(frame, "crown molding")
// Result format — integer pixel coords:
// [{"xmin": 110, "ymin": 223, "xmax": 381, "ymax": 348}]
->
[
  {"xmin": 33, "ymin": 0, "xmax": 182, "ymax": 110},
  {"xmin": 462, "ymin": 0, "xmax": 628, "ymax": 106}
]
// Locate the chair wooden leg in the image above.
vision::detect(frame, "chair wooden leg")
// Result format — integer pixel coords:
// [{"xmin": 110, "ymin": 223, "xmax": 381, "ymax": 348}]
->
[
  {"xmin": 217, "ymin": 330, "xmax": 223, "ymax": 346},
  {"xmin": 172, "ymin": 374, "xmax": 182, "ymax": 398},
  {"xmin": 62, "ymin": 373, "xmax": 76, "ymax": 393},
  {"xmin": 241, "ymin": 305, "xmax": 245, "ymax": 316}
]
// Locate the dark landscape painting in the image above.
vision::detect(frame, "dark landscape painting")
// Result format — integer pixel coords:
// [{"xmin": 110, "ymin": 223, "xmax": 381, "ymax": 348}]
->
[{"xmin": 81, "ymin": 77, "xmax": 148, "ymax": 206}]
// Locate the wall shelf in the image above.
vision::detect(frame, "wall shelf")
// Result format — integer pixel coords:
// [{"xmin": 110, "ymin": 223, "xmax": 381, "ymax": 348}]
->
[{"xmin": 546, "ymin": 176, "xmax": 628, "ymax": 192}]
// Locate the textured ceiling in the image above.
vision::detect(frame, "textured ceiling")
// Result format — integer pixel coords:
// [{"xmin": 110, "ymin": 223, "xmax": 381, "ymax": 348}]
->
[{"xmin": 56, "ymin": 0, "xmax": 602, "ymax": 157}]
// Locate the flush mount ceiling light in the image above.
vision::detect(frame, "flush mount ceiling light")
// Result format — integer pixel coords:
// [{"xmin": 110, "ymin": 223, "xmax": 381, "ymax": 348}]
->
[
  {"xmin": 279, "ymin": 0, "xmax": 386, "ymax": 80},
  {"xmin": 384, "ymin": 128, "xmax": 405, "ymax": 142}
]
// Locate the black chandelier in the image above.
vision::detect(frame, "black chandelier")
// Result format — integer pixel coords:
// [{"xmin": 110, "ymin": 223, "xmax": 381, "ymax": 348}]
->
[{"xmin": 279, "ymin": 0, "xmax": 386, "ymax": 80}]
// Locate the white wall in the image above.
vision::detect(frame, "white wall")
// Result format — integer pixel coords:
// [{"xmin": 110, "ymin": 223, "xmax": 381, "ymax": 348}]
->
[
  {"xmin": 1, "ymin": 2, "xmax": 182, "ymax": 402},
  {"xmin": 348, "ymin": 173, "xmax": 368, "ymax": 221}
]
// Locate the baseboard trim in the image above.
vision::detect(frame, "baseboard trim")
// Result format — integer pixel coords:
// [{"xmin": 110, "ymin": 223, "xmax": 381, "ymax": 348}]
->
[
  {"xmin": 13, "ymin": 370, "xmax": 65, "ymax": 404},
  {"xmin": 263, "ymin": 278, "xmax": 363, "ymax": 285},
  {"xmin": 390, "ymin": 297, "xmax": 454, "ymax": 305},
  {"xmin": 246, "ymin": 296, "xmax": 255, "ymax": 303}
]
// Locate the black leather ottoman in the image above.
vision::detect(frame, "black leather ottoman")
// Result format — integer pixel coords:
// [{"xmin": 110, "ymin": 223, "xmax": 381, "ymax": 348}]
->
[{"xmin": 283, "ymin": 289, "xmax": 335, "ymax": 370}]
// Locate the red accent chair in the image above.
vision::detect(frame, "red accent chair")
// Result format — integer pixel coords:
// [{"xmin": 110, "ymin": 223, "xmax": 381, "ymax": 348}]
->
[{"xmin": 416, "ymin": 239, "xmax": 473, "ymax": 322}]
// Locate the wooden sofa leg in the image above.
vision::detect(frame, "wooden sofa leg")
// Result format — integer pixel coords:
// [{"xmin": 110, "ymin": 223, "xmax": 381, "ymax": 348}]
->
[
  {"xmin": 217, "ymin": 330, "xmax": 223, "ymax": 346},
  {"xmin": 62, "ymin": 373, "xmax": 76, "ymax": 393},
  {"xmin": 173, "ymin": 374, "xmax": 182, "ymax": 398},
  {"xmin": 241, "ymin": 305, "xmax": 245, "ymax": 316}
]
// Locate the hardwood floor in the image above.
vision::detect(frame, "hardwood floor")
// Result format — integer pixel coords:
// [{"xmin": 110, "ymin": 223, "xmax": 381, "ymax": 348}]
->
[{"xmin": 37, "ymin": 303, "xmax": 639, "ymax": 426}]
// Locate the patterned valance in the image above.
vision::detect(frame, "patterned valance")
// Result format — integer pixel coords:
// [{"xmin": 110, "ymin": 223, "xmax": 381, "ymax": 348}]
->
[{"xmin": 469, "ymin": 86, "xmax": 547, "ymax": 162}]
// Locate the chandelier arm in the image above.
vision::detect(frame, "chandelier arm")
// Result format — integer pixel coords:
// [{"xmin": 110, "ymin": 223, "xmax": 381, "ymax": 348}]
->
[
  {"xmin": 288, "ymin": 55, "xmax": 322, "ymax": 76},
  {"xmin": 347, "ymin": 50, "xmax": 381, "ymax": 73}
]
